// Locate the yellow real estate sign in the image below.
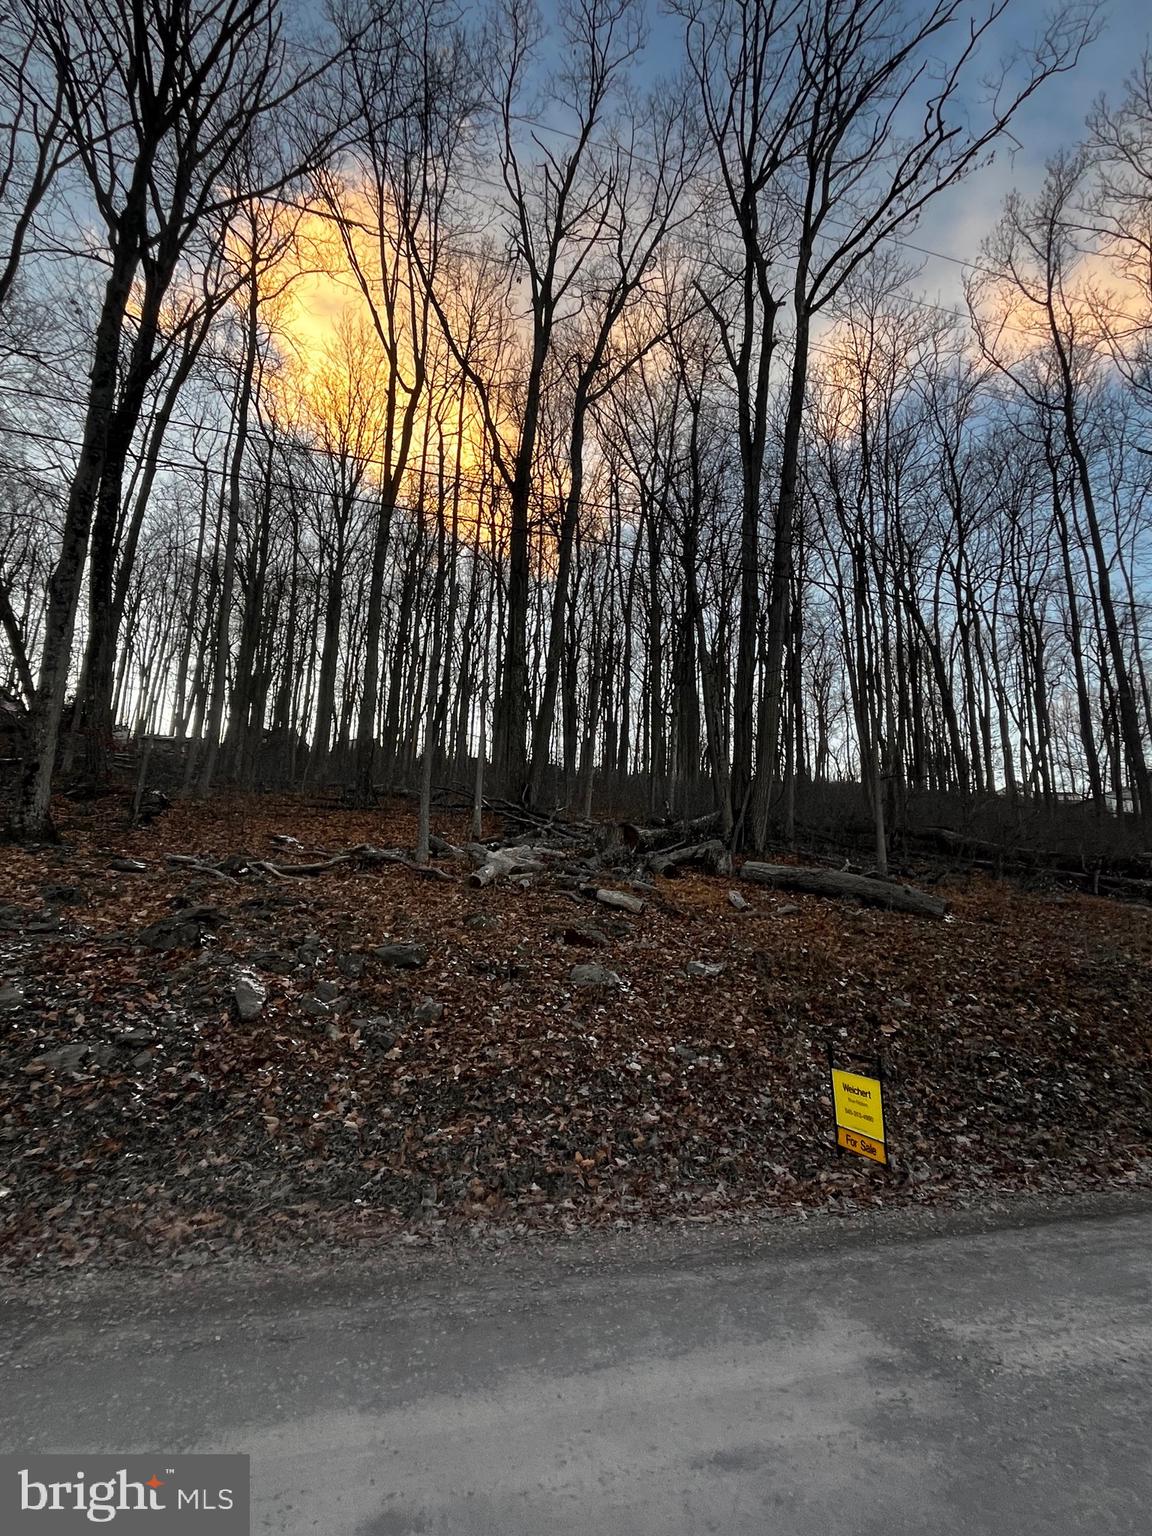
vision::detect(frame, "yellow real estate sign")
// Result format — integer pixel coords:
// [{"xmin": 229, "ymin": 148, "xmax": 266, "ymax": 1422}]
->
[{"xmin": 831, "ymin": 1067, "xmax": 887, "ymax": 1165}]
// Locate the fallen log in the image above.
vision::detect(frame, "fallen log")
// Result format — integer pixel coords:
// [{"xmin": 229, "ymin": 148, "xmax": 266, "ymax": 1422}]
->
[
  {"xmin": 165, "ymin": 854, "xmax": 240, "ymax": 884},
  {"xmin": 647, "ymin": 839, "xmax": 732, "ymax": 879},
  {"xmin": 261, "ymin": 855, "xmax": 351, "ymax": 876},
  {"xmin": 167, "ymin": 845, "xmax": 458, "ymax": 884},
  {"xmin": 741, "ymin": 862, "xmax": 947, "ymax": 918},
  {"xmin": 428, "ymin": 834, "xmax": 468, "ymax": 861},
  {"xmin": 1094, "ymin": 873, "xmax": 1152, "ymax": 900},
  {"xmin": 914, "ymin": 829, "xmax": 1152, "ymax": 892},
  {"xmin": 919, "ymin": 826, "xmax": 1152, "ymax": 879},
  {"xmin": 618, "ymin": 822, "xmax": 671, "ymax": 852},
  {"xmin": 468, "ymin": 847, "xmax": 549, "ymax": 887},
  {"xmin": 619, "ymin": 811, "xmax": 723, "ymax": 854},
  {"xmin": 351, "ymin": 845, "xmax": 411, "ymax": 864},
  {"xmin": 487, "ymin": 798, "xmax": 592, "ymax": 843},
  {"xmin": 588, "ymin": 886, "xmax": 646, "ymax": 914},
  {"xmin": 408, "ymin": 863, "xmax": 456, "ymax": 882}
]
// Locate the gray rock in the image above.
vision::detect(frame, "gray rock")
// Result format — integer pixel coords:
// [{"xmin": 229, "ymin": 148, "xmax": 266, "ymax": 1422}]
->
[
  {"xmin": 300, "ymin": 994, "xmax": 330, "ymax": 1017},
  {"xmin": 23, "ymin": 913, "xmax": 61, "ymax": 934},
  {"xmin": 411, "ymin": 996, "xmax": 445, "ymax": 1022},
  {"xmin": 594, "ymin": 889, "xmax": 645, "ymax": 915},
  {"xmin": 139, "ymin": 906, "xmax": 224, "ymax": 950},
  {"xmin": 570, "ymin": 962, "xmax": 622, "ymax": 989},
  {"xmin": 373, "ymin": 943, "xmax": 428, "ymax": 969},
  {"xmin": 0, "ymin": 981, "xmax": 25, "ymax": 1010},
  {"xmin": 562, "ymin": 923, "xmax": 612, "ymax": 948},
  {"xmin": 29, "ymin": 1044, "xmax": 88, "ymax": 1072},
  {"xmin": 685, "ymin": 960, "xmax": 725, "ymax": 978},
  {"xmin": 335, "ymin": 952, "xmax": 365, "ymax": 978},
  {"xmin": 28, "ymin": 1042, "xmax": 116, "ymax": 1073},
  {"xmin": 313, "ymin": 979, "xmax": 341, "ymax": 1002},
  {"xmin": 251, "ymin": 950, "xmax": 294, "ymax": 976},
  {"xmin": 350, "ymin": 1015, "xmax": 396, "ymax": 1043},
  {"xmin": 233, "ymin": 974, "xmax": 267, "ymax": 1020}
]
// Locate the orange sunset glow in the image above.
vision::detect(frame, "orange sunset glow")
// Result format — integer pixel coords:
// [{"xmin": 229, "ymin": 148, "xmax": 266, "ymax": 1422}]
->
[{"xmin": 255, "ymin": 191, "xmax": 499, "ymax": 520}]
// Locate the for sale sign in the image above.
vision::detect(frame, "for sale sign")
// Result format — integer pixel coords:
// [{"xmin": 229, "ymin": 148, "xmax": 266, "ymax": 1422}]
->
[{"xmin": 830, "ymin": 1064, "xmax": 888, "ymax": 1165}]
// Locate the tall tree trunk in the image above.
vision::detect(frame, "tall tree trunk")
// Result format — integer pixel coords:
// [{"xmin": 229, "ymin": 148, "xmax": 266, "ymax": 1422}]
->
[{"xmin": 11, "ymin": 230, "xmax": 141, "ymax": 837}]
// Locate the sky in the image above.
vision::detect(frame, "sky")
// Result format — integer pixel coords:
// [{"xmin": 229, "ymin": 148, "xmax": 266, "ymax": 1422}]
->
[
  {"xmin": 262, "ymin": 0, "xmax": 1152, "ymax": 408},
  {"xmin": 631, "ymin": 0, "xmax": 1152, "ymax": 313},
  {"xmin": 916, "ymin": 0, "xmax": 1152, "ymax": 301}
]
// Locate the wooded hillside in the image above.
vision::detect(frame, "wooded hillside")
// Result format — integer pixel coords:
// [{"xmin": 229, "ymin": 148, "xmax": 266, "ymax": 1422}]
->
[
  {"xmin": 1, "ymin": 794, "xmax": 1149, "ymax": 1269},
  {"xmin": 0, "ymin": 0, "xmax": 1149, "ymax": 858}
]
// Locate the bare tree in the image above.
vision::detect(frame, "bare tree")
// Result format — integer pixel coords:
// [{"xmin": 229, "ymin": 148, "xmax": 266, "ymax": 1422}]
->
[
  {"xmin": 969, "ymin": 153, "xmax": 1151, "ymax": 823},
  {"xmin": 11, "ymin": 0, "xmax": 332, "ymax": 838}
]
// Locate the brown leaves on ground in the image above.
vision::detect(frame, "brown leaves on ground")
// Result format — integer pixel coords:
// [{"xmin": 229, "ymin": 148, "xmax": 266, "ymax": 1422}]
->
[{"xmin": 1, "ymin": 791, "xmax": 1150, "ymax": 1271}]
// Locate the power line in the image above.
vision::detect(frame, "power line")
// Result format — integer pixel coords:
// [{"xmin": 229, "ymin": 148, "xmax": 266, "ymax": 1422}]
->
[
  {"xmin": 266, "ymin": 171, "xmax": 1051, "ymax": 346},
  {"xmin": 2, "ymin": 405, "xmax": 1148, "ymax": 631},
  {"xmin": 0, "ymin": 264, "xmax": 1091, "ymax": 495}
]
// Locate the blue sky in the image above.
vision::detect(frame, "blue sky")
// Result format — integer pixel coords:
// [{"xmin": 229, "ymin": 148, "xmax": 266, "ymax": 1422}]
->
[
  {"xmin": 916, "ymin": 0, "xmax": 1151, "ymax": 299},
  {"xmin": 633, "ymin": 0, "xmax": 1152, "ymax": 308}
]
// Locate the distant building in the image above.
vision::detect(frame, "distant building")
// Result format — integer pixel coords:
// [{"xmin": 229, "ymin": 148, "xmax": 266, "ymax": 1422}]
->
[
  {"xmin": 1104, "ymin": 788, "xmax": 1140, "ymax": 815},
  {"xmin": 0, "ymin": 691, "xmax": 27, "ymax": 757}
]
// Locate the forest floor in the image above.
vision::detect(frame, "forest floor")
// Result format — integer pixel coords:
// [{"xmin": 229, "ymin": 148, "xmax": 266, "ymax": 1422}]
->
[{"xmin": 1, "ymin": 790, "xmax": 1151, "ymax": 1272}]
